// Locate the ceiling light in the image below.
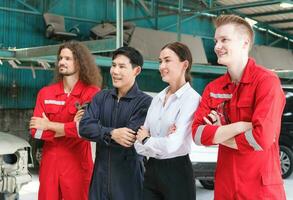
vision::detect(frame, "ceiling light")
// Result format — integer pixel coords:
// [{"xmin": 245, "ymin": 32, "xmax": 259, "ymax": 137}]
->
[
  {"xmin": 280, "ymin": 3, "xmax": 293, "ymax": 8},
  {"xmin": 245, "ymin": 17, "xmax": 257, "ymax": 26}
]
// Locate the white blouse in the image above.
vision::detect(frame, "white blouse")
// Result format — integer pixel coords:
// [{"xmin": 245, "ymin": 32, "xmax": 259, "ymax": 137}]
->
[{"xmin": 134, "ymin": 82, "xmax": 201, "ymax": 159}]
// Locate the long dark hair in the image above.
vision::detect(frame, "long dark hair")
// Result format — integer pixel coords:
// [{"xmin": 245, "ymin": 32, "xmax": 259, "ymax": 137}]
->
[
  {"xmin": 161, "ymin": 42, "xmax": 192, "ymax": 83},
  {"xmin": 55, "ymin": 41, "xmax": 102, "ymax": 87}
]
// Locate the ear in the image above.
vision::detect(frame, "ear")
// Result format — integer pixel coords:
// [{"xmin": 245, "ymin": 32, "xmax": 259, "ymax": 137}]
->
[
  {"xmin": 183, "ymin": 60, "xmax": 189, "ymax": 70},
  {"xmin": 133, "ymin": 66, "xmax": 141, "ymax": 76},
  {"xmin": 242, "ymin": 35, "xmax": 250, "ymax": 49}
]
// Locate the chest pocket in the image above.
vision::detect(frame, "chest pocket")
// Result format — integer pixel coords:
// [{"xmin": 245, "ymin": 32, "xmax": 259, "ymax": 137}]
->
[
  {"xmin": 44, "ymin": 104, "xmax": 61, "ymax": 121},
  {"xmin": 237, "ymin": 98, "xmax": 254, "ymax": 121},
  {"xmin": 68, "ymin": 104, "xmax": 78, "ymax": 115}
]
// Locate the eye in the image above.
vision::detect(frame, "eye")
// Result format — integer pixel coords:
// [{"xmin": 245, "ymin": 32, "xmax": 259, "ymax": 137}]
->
[{"xmin": 222, "ymin": 38, "xmax": 229, "ymax": 43}]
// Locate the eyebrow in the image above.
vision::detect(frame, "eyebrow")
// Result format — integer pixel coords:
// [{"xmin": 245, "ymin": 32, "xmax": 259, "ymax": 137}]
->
[
  {"xmin": 159, "ymin": 56, "xmax": 170, "ymax": 60},
  {"xmin": 112, "ymin": 62, "xmax": 126, "ymax": 66}
]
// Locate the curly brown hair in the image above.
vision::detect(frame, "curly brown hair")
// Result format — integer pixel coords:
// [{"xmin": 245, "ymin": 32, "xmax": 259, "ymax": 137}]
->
[{"xmin": 54, "ymin": 41, "xmax": 102, "ymax": 87}]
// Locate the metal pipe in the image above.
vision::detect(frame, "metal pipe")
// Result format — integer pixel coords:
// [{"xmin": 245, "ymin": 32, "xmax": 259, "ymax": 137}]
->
[
  {"xmin": 116, "ymin": 0, "xmax": 123, "ymax": 48},
  {"xmin": 0, "ymin": 6, "xmax": 41, "ymax": 15},
  {"xmin": 177, "ymin": 0, "xmax": 183, "ymax": 41}
]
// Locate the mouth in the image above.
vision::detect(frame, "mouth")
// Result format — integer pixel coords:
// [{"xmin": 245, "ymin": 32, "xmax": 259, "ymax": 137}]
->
[
  {"xmin": 160, "ymin": 70, "xmax": 168, "ymax": 77},
  {"xmin": 112, "ymin": 77, "xmax": 122, "ymax": 82},
  {"xmin": 59, "ymin": 66, "xmax": 67, "ymax": 70},
  {"xmin": 216, "ymin": 52, "xmax": 227, "ymax": 57}
]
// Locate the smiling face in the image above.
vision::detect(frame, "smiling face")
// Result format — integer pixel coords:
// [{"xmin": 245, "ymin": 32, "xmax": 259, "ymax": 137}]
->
[
  {"xmin": 159, "ymin": 48, "xmax": 187, "ymax": 85},
  {"xmin": 214, "ymin": 23, "xmax": 249, "ymax": 67},
  {"xmin": 110, "ymin": 55, "xmax": 141, "ymax": 95},
  {"xmin": 58, "ymin": 48, "xmax": 79, "ymax": 77}
]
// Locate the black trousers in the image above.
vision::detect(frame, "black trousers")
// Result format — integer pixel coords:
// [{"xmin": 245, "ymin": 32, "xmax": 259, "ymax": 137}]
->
[{"xmin": 143, "ymin": 155, "xmax": 196, "ymax": 200}]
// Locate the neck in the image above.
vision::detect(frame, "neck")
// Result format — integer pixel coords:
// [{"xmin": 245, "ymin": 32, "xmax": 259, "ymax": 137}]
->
[
  {"xmin": 227, "ymin": 56, "xmax": 249, "ymax": 82},
  {"xmin": 168, "ymin": 77, "xmax": 186, "ymax": 94},
  {"xmin": 63, "ymin": 75, "xmax": 79, "ymax": 93},
  {"xmin": 118, "ymin": 81, "xmax": 135, "ymax": 99}
]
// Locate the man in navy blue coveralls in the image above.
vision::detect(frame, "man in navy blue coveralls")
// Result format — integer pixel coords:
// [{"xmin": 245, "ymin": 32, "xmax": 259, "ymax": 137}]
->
[{"xmin": 79, "ymin": 46, "xmax": 152, "ymax": 200}]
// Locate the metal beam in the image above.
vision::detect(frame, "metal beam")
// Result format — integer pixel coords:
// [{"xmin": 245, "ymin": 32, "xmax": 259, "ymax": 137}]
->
[
  {"xmin": 153, "ymin": 0, "xmax": 159, "ymax": 29},
  {"xmin": 135, "ymin": 0, "xmax": 155, "ymax": 28},
  {"xmin": 201, "ymin": 0, "xmax": 282, "ymax": 13},
  {"xmin": 0, "ymin": 6, "xmax": 41, "ymax": 15},
  {"xmin": 16, "ymin": 0, "xmax": 40, "ymax": 14},
  {"xmin": 14, "ymin": 38, "xmax": 116, "ymax": 59},
  {"xmin": 279, "ymin": 27, "xmax": 293, "ymax": 31},
  {"xmin": 116, "ymin": 0, "xmax": 123, "ymax": 48},
  {"xmin": 269, "ymin": 38, "xmax": 283, "ymax": 46},
  {"xmin": 2, "ymin": 49, "xmax": 293, "ymax": 80},
  {"xmin": 0, "ymin": 6, "xmax": 98, "ymax": 24},
  {"xmin": 265, "ymin": 18, "xmax": 293, "ymax": 24},
  {"xmin": 137, "ymin": 0, "xmax": 152, "ymax": 16},
  {"xmin": 0, "ymin": 49, "xmax": 15, "ymax": 59},
  {"xmin": 247, "ymin": 8, "xmax": 293, "ymax": 17},
  {"xmin": 177, "ymin": 0, "xmax": 183, "ymax": 41}
]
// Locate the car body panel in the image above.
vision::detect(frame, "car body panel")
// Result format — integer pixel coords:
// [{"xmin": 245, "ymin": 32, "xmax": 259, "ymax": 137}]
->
[
  {"xmin": 0, "ymin": 132, "xmax": 30, "ymax": 155},
  {"xmin": 0, "ymin": 132, "xmax": 33, "ymax": 194}
]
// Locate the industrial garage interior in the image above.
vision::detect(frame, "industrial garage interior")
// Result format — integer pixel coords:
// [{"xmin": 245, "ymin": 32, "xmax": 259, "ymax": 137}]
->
[{"xmin": 0, "ymin": 0, "xmax": 292, "ymax": 200}]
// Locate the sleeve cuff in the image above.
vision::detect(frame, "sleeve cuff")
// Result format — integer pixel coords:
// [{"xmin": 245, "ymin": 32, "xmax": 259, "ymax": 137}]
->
[
  {"xmin": 64, "ymin": 122, "xmax": 78, "ymax": 138},
  {"xmin": 103, "ymin": 128, "xmax": 115, "ymax": 145},
  {"xmin": 201, "ymin": 125, "xmax": 219, "ymax": 146},
  {"xmin": 235, "ymin": 132, "xmax": 254, "ymax": 152}
]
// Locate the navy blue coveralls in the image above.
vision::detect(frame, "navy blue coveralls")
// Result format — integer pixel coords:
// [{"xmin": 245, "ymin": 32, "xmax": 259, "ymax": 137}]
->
[{"xmin": 79, "ymin": 83, "xmax": 152, "ymax": 200}]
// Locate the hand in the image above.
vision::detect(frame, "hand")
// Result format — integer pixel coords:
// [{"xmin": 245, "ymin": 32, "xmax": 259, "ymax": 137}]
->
[
  {"xmin": 74, "ymin": 109, "xmax": 85, "ymax": 122},
  {"xmin": 221, "ymin": 138, "xmax": 238, "ymax": 149},
  {"xmin": 111, "ymin": 127, "xmax": 136, "ymax": 148},
  {"xmin": 203, "ymin": 110, "xmax": 221, "ymax": 125},
  {"xmin": 168, "ymin": 123, "xmax": 176, "ymax": 135},
  {"xmin": 136, "ymin": 126, "xmax": 150, "ymax": 143},
  {"xmin": 30, "ymin": 112, "xmax": 49, "ymax": 130},
  {"xmin": 55, "ymin": 131, "xmax": 65, "ymax": 138}
]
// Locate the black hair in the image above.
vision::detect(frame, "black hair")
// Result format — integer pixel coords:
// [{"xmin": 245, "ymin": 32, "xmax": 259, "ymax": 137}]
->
[{"xmin": 112, "ymin": 46, "xmax": 144, "ymax": 68}]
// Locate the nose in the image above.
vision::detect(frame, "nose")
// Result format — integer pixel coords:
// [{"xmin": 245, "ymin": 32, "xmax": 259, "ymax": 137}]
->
[
  {"xmin": 111, "ymin": 66, "xmax": 119, "ymax": 74},
  {"xmin": 214, "ymin": 41, "xmax": 221, "ymax": 52},
  {"xmin": 159, "ymin": 61, "xmax": 165, "ymax": 71},
  {"xmin": 58, "ymin": 58, "xmax": 65, "ymax": 65}
]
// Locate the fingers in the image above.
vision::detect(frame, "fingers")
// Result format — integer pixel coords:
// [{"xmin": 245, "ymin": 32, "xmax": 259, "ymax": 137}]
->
[
  {"xmin": 112, "ymin": 128, "xmax": 137, "ymax": 147},
  {"xmin": 42, "ymin": 112, "xmax": 48, "ymax": 119},
  {"xmin": 124, "ymin": 127, "xmax": 136, "ymax": 134},
  {"xmin": 74, "ymin": 110, "xmax": 85, "ymax": 122},
  {"xmin": 207, "ymin": 113, "xmax": 217, "ymax": 123},
  {"xmin": 204, "ymin": 110, "xmax": 222, "ymax": 125},
  {"xmin": 29, "ymin": 117, "xmax": 39, "ymax": 128},
  {"xmin": 203, "ymin": 116, "xmax": 212, "ymax": 125}
]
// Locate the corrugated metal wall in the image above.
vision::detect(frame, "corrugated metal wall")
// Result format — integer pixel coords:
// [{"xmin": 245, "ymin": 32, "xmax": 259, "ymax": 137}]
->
[{"xmin": 0, "ymin": 0, "xmax": 291, "ymax": 109}]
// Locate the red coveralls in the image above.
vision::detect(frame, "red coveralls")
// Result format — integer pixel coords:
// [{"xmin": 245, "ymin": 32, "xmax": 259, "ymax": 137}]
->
[
  {"xmin": 192, "ymin": 58, "xmax": 286, "ymax": 199},
  {"xmin": 31, "ymin": 80, "xmax": 100, "ymax": 200}
]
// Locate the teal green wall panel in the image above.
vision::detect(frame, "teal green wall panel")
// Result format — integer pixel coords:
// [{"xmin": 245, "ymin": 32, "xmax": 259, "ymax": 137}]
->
[{"xmin": 0, "ymin": 63, "xmax": 53, "ymax": 109}]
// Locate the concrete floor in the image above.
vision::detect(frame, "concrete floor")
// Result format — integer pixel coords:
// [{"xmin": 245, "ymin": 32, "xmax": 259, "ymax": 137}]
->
[{"xmin": 19, "ymin": 173, "xmax": 293, "ymax": 200}]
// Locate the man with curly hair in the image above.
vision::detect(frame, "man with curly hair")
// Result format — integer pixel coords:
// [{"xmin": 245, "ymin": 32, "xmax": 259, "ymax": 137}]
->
[{"xmin": 30, "ymin": 41, "xmax": 102, "ymax": 200}]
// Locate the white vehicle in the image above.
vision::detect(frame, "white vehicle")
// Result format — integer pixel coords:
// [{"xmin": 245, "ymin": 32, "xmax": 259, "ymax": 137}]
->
[
  {"xmin": 189, "ymin": 143, "xmax": 217, "ymax": 190},
  {"xmin": 0, "ymin": 132, "xmax": 33, "ymax": 200}
]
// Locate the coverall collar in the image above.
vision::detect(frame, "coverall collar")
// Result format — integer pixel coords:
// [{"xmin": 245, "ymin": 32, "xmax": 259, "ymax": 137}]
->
[
  {"xmin": 55, "ymin": 80, "xmax": 84, "ymax": 96},
  {"xmin": 222, "ymin": 57, "xmax": 255, "ymax": 89},
  {"xmin": 110, "ymin": 82, "xmax": 140, "ymax": 99}
]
